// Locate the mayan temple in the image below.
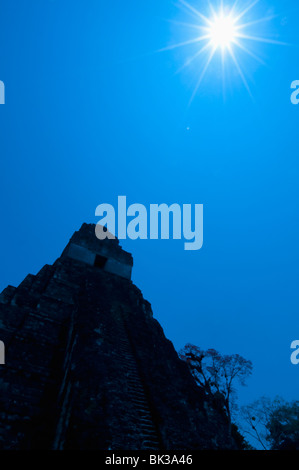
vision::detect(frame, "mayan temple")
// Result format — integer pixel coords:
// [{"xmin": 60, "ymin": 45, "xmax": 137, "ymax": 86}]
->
[{"xmin": 0, "ymin": 223, "xmax": 233, "ymax": 450}]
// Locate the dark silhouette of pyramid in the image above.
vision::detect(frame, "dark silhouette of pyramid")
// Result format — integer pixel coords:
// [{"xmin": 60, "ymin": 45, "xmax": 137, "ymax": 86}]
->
[{"xmin": 0, "ymin": 223, "xmax": 233, "ymax": 450}]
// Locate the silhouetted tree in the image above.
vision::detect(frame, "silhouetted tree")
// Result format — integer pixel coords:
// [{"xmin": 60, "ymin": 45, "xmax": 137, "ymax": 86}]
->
[
  {"xmin": 179, "ymin": 344, "xmax": 253, "ymax": 431},
  {"xmin": 231, "ymin": 423, "xmax": 255, "ymax": 450},
  {"xmin": 240, "ymin": 397, "xmax": 299, "ymax": 450}
]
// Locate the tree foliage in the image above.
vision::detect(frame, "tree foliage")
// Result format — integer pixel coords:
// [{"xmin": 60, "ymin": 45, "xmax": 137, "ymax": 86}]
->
[
  {"xmin": 179, "ymin": 343, "xmax": 253, "ymax": 424},
  {"xmin": 240, "ymin": 397, "xmax": 299, "ymax": 450}
]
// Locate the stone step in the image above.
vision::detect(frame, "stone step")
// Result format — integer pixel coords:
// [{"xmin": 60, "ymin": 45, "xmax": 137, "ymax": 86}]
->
[
  {"xmin": 139, "ymin": 415, "xmax": 154, "ymax": 422},
  {"xmin": 129, "ymin": 386, "xmax": 145, "ymax": 392},
  {"xmin": 121, "ymin": 359, "xmax": 138, "ymax": 367},
  {"xmin": 130, "ymin": 392, "xmax": 146, "ymax": 399},
  {"xmin": 129, "ymin": 386, "xmax": 144, "ymax": 392},
  {"xmin": 139, "ymin": 423, "xmax": 156, "ymax": 429},
  {"xmin": 125, "ymin": 370, "xmax": 139, "ymax": 375},
  {"xmin": 120, "ymin": 355, "xmax": 136, "ymax": 360},
  {"xmin": 137, "ymin": 413, "xmax": 153, "ymax": 421},
  {"xmin": 135, "ymin": 406, "xmax": 151, "ymax": 413},
  {"xmin": 119, "ymin": 353, "xmax": 133, "ymax": 358},
  {"xmin": 122, "ymin": 359, "xmax": 137, "ymax": 365},
  {"xmin": 140, "ymin": 430, "xmax": 157, "ymax": 438},
  {"xmin": 127, "ymin": 380, "xmax": 142, "ymax": 387},
  {"xmin": 129, "ymin": 389, "xmax": 145, "ymax": 396},
  {"xmin": 130, "ymin": 392, "xmax": 146, "ymax": 400},
  {"xmin": 137, "ymin": 407, "xmax": 152, "ymax": 414},
  {"xmin": 132, "ymin": 401, "xmax": 148, "ymax": 408},
  {"xmin": 142, "ymin": 437, "xmax": 159, "ymax": 444},
  {"xmin": 129, "ymin": 390, "xmax": 147, "ymax": 398},
  {"xmin": 141, "ymin": 439, "xmax": 159, "ymax": 447},
  {"xmin": 130, "ymin": 420, "xmax": 156, "ymax": 432},
  {"xmin": 128, "ymin": 386, "xmax": 144, "ymax": 393},
  {"xmin": 132, "ymin": 403, "xmax": 149, "ymax": 410},
  {"xmin": 127, "ymin": 374, "xmax": 141, "ymax": 380},
  {"xmin": 126, "ymin": 375, "xmax": 141, "ymax": 381},
  {"xmin": 131, "ymin": 396, "xmax": 147, "ymax": 404},
  {"xmin": 129, "ymin": 385, "xmax": 145, "ymax": 393},
  {"xmin": 124, "ymin": 364, "xmax": 139, "ymax": 369},
  {"xmin": 142, "ymin": 440, "xmax": 160, "ymax": 448},
  {"xmin": 127, "ymin": 378, "xmax": 143, "ymax": 385}
]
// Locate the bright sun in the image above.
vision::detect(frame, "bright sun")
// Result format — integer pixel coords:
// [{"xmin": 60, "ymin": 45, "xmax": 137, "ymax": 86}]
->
[
  {"xmin": 160, "ymin": 0, "xmax": 286, "ymax": 99},
  {"xmin": 208, "ymin": 15, "xmax": 237, "ymax": 49}
]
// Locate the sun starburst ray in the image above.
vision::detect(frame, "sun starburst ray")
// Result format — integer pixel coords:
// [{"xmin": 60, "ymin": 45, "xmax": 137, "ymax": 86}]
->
[
  {"xmin": 167, "ymin": 19, "xmax": 205, "ymax": 32},
  {"xmin": 176, "ymin": 42, "xmax": 212, "ymax": 74},
  {"xmin": 158, "ymin": 34, "xmax": 211, "ymax": 52},
  {"xmin": 159, "ymin": 0, "xmax": 287, "ymax": 98},
  {"xmin": 228, "ymin": 45, "xmax": 252, "ymax": 95},
  {"xmin": 234, "ymin": 15, "xmax": 277, "ymax": 31},
  {"xmin": 208, "ymin": 1, "xmax": 217, "ymax": 19},
  {"xmin": 189, "ymin": 46, "xmax": 217, "ymax": 103},
  {"xmin": 235, "ymin": 33, "xmax": 288, "ymax": 46},
  {"xmin": 178, "ymin": 0, "xmax": 212, "ymax": 26},
  {"xmin": 233, "ymin": 39, "xmax": 265, "ymax": 65},
  {"xmin": 233, "ymin": 0, "xmax": 260, "ymax": 24},
  {"xmin": 230, "ymin": 0, "xmax": 241, "ymax": 17}
]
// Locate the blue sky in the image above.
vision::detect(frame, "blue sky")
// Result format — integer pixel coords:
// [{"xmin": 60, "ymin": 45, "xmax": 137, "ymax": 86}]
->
[{"xmin": 1, "ymin": 0, "xmax": 299, "ymax": 411}]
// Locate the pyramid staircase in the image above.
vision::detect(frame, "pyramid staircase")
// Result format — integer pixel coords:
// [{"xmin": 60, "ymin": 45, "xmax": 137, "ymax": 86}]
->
[{"xmin": 113, "ymin": 318, "xmax": 160, "ymax": 451}]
